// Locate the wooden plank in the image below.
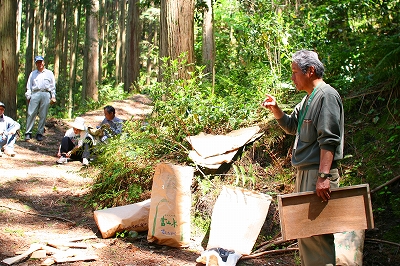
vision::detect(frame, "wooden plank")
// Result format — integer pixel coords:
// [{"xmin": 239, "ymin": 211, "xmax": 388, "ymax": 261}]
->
[
  {"xmin": 47, "ymin": 242, "xmax": 89, "ymax": 249},
  {"xmin": 54, "ymin": 255, "xmax": 98, "ymax": 263},
  {"xmin": 2, "ymin": 243, "xmax": 43, "ymax": 265},
  {"xmin": 278, "ymin": 184, "xmax": 374, "ymax": 241}
]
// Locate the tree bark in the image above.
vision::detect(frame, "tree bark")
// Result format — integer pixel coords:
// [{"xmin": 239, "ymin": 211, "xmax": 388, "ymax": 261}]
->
[
  {"xmin": 16, "ymin": 0, "xmax": 23, "ymax": 56},
  {"xmin": 159, "ymin": 0, "xmax": 195, "ymax": 80},
  {"xmin": 124, "ymin": 0, "xmax": 141, "ymax": 92},
  {"xmin": 98, "ymin": 0, "xmax": 105, "ymax": 82},
  {"xmin": 202, "ymin": 0, "xmax": 215, "ymax": 89},
  {"xmin": 25, "ymin": 0, "xmax": 35, "ymax": 84},
  {"xmin": 33, "ymin": 1, "xmax": 41, "ymax": 56},
  {"xmin": 0, "ymin": 0, "xmax": 18, "ymax": 119},
  {"xmin": 61, "ymin": 2, "xmax": 69, "ymax": 80},
  {"xmin": 68, "ymin": 3, "xmax": 81, "ymax": 118},
  {"xmin": 116, "ymin": 0, "xmax": 126, "ymax": 84},
  {"xmin": 54, "ymin": 0, "xmax": 63, "ymax": 81},
  {"xmin": 145, "ymin": 20, "xmax": 156, "ymax": 86},
  {"xmin": 83, "ymin": 0, "xmax": 100, "ymax": 102}
]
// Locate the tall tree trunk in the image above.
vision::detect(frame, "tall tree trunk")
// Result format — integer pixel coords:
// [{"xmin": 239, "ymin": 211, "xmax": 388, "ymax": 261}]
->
[
  {"xmin": 159, "ymin": 0, "xmax": 194, "ymax": 80},
  {"xmin": 125, "ymin": 0, "xmax": 141, "ymax": 92},
  {"xmin": 25, "ymin": 0, "xmax": 35, "ymax": 84},
  {"xmin": 202, "ymin": 0, "xmax": 215, "ymax": 89},
  {"xmin": 0, "ymin": 0, "xmax": 18, "ymax": 119},
  {"xmin": 57, "ymin": 1, "xmax": 69, "ymax": 112},
  {"xmin": 40, "ymin": 0, "xmax": 47, "ymax": 56},
  {"xmin": 45, "ymin": 0, "xmax": 54, "ymax": 58},
  {"xmin": 83, "ymin": 0, "xmax": 99, "ymax": 102},
  {"xmin": 16, "ymin": 0, "xmax": 23, "ymax": 57},
  {"xmin": 68, "ymin": 3, "xmax": 81, "ymax": 118},
  {"xmin": 98, "ymin": 0, "xmax": 105, "ymax": 82},
  {"xmin": 146, "ymin": 20, "xmax": 156, "ymax": 86},
  {"xmin": 33, "ymin": 1, "xmax": 41, "ymax": 56},
  {"xmin": 104, "ymin": 0, "xmax": 114, "ymax": 79},
  {"xmin": 61, "ymin": 2, "xmax": 69, "ymax": 79},
  {"xmin": 54, "ymin": 0, "xmax": 63, "ymax": 81},
  {"xmin": 115, "ymin": 0, "xmax": 126, "ymax": 84}
]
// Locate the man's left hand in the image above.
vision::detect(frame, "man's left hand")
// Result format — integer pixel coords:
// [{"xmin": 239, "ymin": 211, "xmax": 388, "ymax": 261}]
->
[{"xmin": 316, "ymin": 177, "xmax": 331, "ymax": 201}]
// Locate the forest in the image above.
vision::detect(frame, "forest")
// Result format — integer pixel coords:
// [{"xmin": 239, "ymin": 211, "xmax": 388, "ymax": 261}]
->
[{"xmin": 0, "ymin": 0, "xmax": 399, "ymax": 264}]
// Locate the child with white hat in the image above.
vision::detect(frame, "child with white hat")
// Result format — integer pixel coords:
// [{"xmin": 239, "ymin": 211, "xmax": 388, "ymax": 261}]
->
[{"xmin": 56, "ymin": 117, "xmax": 93, "ymax": 166}]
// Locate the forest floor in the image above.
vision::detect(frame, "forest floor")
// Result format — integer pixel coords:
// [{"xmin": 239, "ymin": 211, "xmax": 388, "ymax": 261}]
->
[{"xmin": 0, "ymin": 94, "xmax": 293, "ymax": 266}]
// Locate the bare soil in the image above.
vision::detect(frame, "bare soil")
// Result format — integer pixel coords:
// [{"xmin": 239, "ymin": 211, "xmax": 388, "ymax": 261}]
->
[{"xmin": 0, "ymin": 95, "xmax": 291, "ymax": 266}]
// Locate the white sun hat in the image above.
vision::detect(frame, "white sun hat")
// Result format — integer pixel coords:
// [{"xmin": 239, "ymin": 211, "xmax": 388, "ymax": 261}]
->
[{"xmin": 71, "ymin": 117, "xmax": 86, "ymax": 131}]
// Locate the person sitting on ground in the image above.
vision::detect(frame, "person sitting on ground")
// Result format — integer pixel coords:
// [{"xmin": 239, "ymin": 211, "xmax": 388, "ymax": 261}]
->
[
  {"xmin": 89, "ymin": 105, "xmax": 123, "ymax": 143},
  {"xmin": 0, "ymin": 102, "xmax": 20, "ymax": 157},
  {"xmin": 56, "ymin": 117, "xmax": 93, "ymax": 166}
]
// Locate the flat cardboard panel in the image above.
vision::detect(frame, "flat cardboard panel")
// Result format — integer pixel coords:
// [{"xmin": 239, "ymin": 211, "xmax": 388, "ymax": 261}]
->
[{"xmin": 278, "ymin": 184, "xmax": 374, "ymax": 240}]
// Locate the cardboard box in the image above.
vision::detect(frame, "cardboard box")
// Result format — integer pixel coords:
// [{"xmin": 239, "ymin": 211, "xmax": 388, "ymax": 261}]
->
[{"xmin": 278, "ymin": 184, "xmax": 374, "ymax": 240}]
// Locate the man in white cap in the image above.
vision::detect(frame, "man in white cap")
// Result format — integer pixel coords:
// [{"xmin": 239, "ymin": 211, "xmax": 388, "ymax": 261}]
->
[
  {"xmin": 0, "ymin": 102, "xmax": 20, "ymax": 157},
  {"xmin": 56, "ymin": 117, "xmax": 93, "ymax": 166},
  {"xmin": 25, "ymin": 55, "xmax": 56, "ymax": 141}
]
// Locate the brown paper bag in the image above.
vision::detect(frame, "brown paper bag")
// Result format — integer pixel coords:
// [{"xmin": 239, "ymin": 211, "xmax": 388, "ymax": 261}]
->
[
  {"xmin": 93, "ymin": 199, "xmax": 151, "ymax": 238},
  {"xmin": 206, "ymin": 186, "xmax": 272, "ymax": 255},
  {"xmin": 147, "ymin": 163, "xmax": 194, "ymax": 247}
]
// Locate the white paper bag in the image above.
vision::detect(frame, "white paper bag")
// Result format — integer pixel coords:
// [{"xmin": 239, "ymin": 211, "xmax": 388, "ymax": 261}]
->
[{"xmin": 206, "ymin": 186, "xmax": 272, "ymax": 255}]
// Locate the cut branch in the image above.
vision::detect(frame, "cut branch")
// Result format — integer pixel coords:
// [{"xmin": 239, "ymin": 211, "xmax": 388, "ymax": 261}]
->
[
  {"xmin": 365, "ymin": 238, "xmax": 400, "ymax": 247},
  {"xmin": 241, "ymin": 248, "xmax": 299, "ymax": 260},
  {"xmin": 371, "ymin": 175, "xmax": 400, "ymax": 194},
  {"xmin": 0, "ymin": 205, "xmax": 76, "ymax": 225},
  {"xmin": 253, "ymin": 237, "xmax": 296, "ymax": 254}
]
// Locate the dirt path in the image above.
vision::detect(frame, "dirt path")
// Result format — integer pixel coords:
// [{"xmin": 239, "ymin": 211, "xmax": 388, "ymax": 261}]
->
[{"xmin": 0, "ymin": 94, "xmax": 293, "ymax": 266}]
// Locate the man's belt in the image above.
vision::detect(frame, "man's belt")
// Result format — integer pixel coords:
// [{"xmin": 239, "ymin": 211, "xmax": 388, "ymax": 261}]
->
[{"xmin": 32, "ymin": 89, "xmax": 49, "ymax": 92}]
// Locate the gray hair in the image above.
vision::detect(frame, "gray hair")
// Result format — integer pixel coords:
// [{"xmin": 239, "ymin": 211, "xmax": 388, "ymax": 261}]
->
[{"xmin": 292, "ymin": 50, "xmax": 325, "ymax": 78}]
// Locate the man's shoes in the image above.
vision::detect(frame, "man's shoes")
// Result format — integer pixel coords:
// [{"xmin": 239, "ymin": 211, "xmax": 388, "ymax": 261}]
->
[
  {"xmin": 25, "ymin": 133, "xmax": 31, "ymax": 141},
  {"xmin": 82, "ymin": 158, "xmax": 89, "ymax": 166},
  {"xmin": 36, "ymin": 134, "xmax": 43, "ymax": 141},
  {"xmin": 56, "ymin": 157, "xmax": 68, "ymax": 164},
  {"xmin": 4, "ymin": 149, "xmax": 16, "ymax": 157}
]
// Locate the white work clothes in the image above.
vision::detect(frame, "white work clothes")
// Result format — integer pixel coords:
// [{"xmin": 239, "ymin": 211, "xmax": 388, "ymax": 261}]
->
[
  {"xmin": 25, "ymin": 69, "xmax": 56, "ymax": 99},
  {"xmin": 25, "ymin": 68, "xmax": 56, "ymax": 135},
  {"xmin": 0, "ymin": 115, "xmax": 20, "ymax": 151},
  {"xmin": 64, "ymin": 128, "xmax": 93, "ymax": 148}
]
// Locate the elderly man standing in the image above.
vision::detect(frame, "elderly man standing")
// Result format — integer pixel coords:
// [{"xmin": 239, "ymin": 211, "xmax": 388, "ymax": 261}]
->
[
  {"xmin": 25, "ymin": 55, "xmax": 56, "ymax": 141},
  {"xmin": 262, "ymin": 50, "xmax": 344, "ymax": 265}
]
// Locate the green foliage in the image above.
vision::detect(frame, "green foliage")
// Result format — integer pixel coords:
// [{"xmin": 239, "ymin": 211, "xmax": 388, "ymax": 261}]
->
[
  {"xmin": 115, "ymin": 230, "xmax": 139, "ymax": 239},
  {"xmin": 4, "ymin": 228, "xmax": 24, "ymax": 237},
  {"xmin": 145, "ymin": 55, "xmax": 260, "ymax": 136},
  {"xmin": 191, "ymin": 212, "xmax": 211, "ymax": 236},
  {"xmin": 341, "ymin": 95, "xmax": 400, "ymax": 188},
  {"xmin": 213, "ymin": 0, "xmax": 295, "ymax": 99},
  {"xmin": 86, "ymin": 121, "xmax": 155, "ymax": 208},
  {"xmin": 233, "ymin": 164, "xmax": 255, "ymax": 188}
]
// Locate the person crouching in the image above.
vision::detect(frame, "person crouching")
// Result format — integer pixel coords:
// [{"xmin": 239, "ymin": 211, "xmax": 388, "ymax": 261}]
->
[{"xmin": 56, "ymin": 117, "xmax": 93, "ymax": 166}]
